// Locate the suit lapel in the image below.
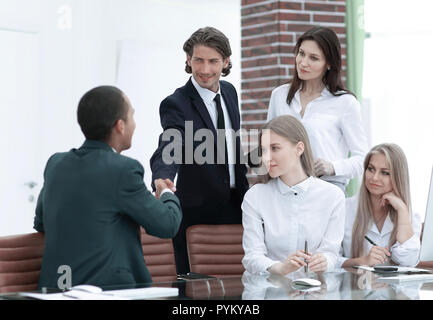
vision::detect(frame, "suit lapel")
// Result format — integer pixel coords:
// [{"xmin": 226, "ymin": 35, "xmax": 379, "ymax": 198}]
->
[
  {"xmin": 220, "ymin": 82, "xmax": 243, "ymax": 166},
  {"xmin": 220, "ymin": 82, "xmax": 240, "ymax": 132},
  {"xmin": 186, "ymin": 79, "xmax": 217, "ymax": 136}
]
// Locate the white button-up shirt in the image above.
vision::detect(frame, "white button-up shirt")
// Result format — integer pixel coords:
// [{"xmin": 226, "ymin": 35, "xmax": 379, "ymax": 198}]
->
[
  {"xmin": 242, "ymin": 177, "xmax": 345, "ymax": 274},
  {"xmin": 338, "ymin": 196, "xmax": 422, "ymax": 268},
  {"xmin": 267, "ymin": 84, "xmax": 368, "ymax": 186},
  {"xmin": 191, "ymin": 76, "xmax": 235, "ymax": 187}
]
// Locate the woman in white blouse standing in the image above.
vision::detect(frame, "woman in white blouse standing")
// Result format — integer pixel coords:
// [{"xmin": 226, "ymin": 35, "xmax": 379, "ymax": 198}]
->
[
  {"xmin": 242, "ymin": 115, "xmax": 345, "ymax": 275},
  {"xmin": 339, "ymin": 143, "xmax": 421, "ymax": 268},
  {"xmin": 267, "ymin": 26, "xmax": 368, "ymax": 192}
]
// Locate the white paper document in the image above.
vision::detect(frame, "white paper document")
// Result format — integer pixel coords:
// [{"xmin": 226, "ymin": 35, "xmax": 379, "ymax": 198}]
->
[
  {"xmin": 19, "ymin": 291, "xmax": 125, "ymax": 300},
  {"xmin": 354, "ymin": 266, "xmax": 431, "ymax": 273},
  {"xmin": 19, "ymin": 290, "xmax": 128, "ymax": 300},
  {"xmin": 377, "ymin": 274, "xmax": 433, "ymax": 283},
  {"xmin": 104, "ymin": 287, "xmax": 179, "ymax": 299},
  {"xmin": 354, "ymin": 266, "xmax": 375, "ymax": 272},
  {"xmin": 18, "ymin": 286, "xmax": 178, "ymax": 300}
]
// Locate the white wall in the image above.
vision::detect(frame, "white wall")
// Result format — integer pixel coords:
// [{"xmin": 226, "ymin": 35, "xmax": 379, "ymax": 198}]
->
[
  {"xmin": 364, "ymin": 0, "xmax": 433, "ymax": 220},
  {"xmin": 0, "ymin": 0, "xmax": 240, "ymax": 235}
]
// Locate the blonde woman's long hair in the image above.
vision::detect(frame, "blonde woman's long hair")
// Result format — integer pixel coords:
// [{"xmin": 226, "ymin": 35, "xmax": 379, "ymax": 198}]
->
[
  {"xmin": 351, "ymin": 143, "xmax": 412, "ymax": 258},
  {"xmin": 258, "ymin": 115, "xmax": 315, "ymax": 182}
]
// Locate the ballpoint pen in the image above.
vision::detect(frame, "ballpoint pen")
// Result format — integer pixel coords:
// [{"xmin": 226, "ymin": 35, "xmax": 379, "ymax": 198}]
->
[
  {"xmin": 304, "ymin": 240, "xmax": 308, "ymax": 272},
  {"xmin": 364, "ymin": 235, "xmax": 377, "ymax": 246},
  {"xmin": 364, "ymin": 235, "xmax": 392, "ymax": 260}
]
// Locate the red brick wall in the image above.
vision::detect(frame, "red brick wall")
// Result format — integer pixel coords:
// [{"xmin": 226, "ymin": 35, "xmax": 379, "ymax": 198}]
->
[{"xmin": 240, "ymin": 0, "xmax": 347, "ymax": 131}]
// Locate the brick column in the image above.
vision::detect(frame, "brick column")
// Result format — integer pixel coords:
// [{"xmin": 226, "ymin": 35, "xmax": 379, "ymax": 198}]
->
[{"xmin": 240, "ymin": 0, "xmax": 347, "ymax": 131}]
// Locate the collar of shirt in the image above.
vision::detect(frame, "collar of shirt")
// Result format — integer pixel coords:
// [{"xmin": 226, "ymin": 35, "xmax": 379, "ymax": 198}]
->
[
  {"xmin": 191, "ymin": 76, "xmax": 221, "ymax": 104},
  {"xmin": 369, "ymin": 212, "xmax": 394, "ymax": 236},
  {"xmin": 276, "ymin": 176, "xmax": 312, "ymax": 196},
  {"xmin": 292, "ymin": 86, "xmax": 332, "ymax": 112}
]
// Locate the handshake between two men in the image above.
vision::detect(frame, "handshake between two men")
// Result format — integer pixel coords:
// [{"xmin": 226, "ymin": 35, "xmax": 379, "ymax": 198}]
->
[{"xmin": 154, "ymin": 178, "xmax": 177, "ymax": 199}]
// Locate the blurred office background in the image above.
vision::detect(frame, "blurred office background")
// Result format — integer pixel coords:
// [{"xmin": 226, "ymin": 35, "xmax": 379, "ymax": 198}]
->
[
  {"xmin": 363, "ymin": 0, "xmax": 433, "ymax": 224},
  {"xmin": 0, "ymin": 0, "xmax": 432, "ymax": 236}
]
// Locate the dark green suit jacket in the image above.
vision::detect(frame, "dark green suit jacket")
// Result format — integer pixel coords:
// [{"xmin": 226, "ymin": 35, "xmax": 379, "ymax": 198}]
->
[{"xmin": 34, "ymin": 140, "xmax": 182, "ymax": 289}]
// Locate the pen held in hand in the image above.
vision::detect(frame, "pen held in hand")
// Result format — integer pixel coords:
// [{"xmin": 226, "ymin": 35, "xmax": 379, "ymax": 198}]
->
[
  {"xmin": 304, "ymin": 240, "xmax": 308, "ymax": 272},
  {"xmin": 364, "ymin": 235, "xmax": 392, "ymax": 259},
  {"xmin": 364, "ymin": 235, "xmax": 377, "ymax": 246}
]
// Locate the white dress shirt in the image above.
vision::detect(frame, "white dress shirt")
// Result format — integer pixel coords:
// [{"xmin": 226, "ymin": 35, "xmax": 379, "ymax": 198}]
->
[
  {"xmin": 338, "ymin": 196, "xmax": 422, "ymax": 268},
  {"xmin": 242, "ymin": 177, "xmax": 345, "ymax": 274},
  {"xmin": 267, "ymin": 84, "xmax": 368, "ymax": 186},
  {"xmin": 191, "ymin": 76, "xmax": 235, "ymax": 187}
]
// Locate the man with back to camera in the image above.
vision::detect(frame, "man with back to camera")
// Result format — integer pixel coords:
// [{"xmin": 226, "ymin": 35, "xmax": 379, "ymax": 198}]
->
[
  {"xmin": 34, "ymin": 86, "xmax": 182, "ymax": 289},
  {"xmin": 150, "ymin": 27, "xmax": 249, "ymax": 274}
]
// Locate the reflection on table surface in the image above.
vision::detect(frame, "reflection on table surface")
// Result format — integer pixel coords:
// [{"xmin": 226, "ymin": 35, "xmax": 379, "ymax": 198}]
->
[
  {"xmin": 2, "ymin": 268, "xmax": 433, "ymax": 300},
  {"xmin": 241, "ymin": 268, "xmax": 433, "ymax": 300}
]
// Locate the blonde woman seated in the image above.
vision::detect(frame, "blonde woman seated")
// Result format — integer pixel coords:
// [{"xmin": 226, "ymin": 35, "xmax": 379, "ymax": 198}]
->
[
  {"xmin": 339, "ymin": 143, "xmax": 422, "ymax": 268},
  {"xmin": 242, "ymin": 115, "xmax": 345, "ymax": 275}
]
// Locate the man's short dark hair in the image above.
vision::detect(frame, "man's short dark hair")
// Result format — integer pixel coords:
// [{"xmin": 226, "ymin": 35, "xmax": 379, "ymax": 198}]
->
[
  {"xmin": 183, "ymin": 26, "xmax": 232, "ymax": 76},
  {"xmin": 77, "ymin": 86, "xmax": 128, "ymax": 141}
]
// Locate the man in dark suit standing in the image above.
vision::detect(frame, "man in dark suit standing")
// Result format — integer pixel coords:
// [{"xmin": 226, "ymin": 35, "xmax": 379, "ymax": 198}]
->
[
  {"xmin": 150, "ymin": 27, "xmax": 249, "ymax": 274},
  {"xmin": 34, "ymin": 86, "xmax": 182, "ymax": 289}
]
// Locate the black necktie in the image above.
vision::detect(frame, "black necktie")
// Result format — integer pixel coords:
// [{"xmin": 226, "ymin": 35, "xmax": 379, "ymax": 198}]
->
[
  {"xmin": 214, "ymin": 94, "xmax": 228, "ymax": 165},
  {"xmin": 214, "ymin": 94, "xmax": 225, "ymax": 130}
]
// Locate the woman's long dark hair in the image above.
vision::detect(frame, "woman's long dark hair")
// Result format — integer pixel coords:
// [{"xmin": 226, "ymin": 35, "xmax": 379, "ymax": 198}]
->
[{"xmin": 287, "ymin": 26, "xmax": 354, "ymax": 105}]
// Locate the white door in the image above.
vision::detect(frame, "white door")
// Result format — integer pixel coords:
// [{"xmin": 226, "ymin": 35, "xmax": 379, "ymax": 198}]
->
[{"xmin": 0, "ymin": 29, "xmax": 41, "ymax": 236}]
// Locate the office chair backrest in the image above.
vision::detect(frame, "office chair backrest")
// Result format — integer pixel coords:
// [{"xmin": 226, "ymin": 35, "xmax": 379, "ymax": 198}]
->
[
  {"xmin": 140, "ymin": 228, "xmax": 177, "ymax": 282},
  {"xmin": 186, "ymin": 224, "xmax": 245, "ymax": 278},
  {"xmin": 0, "ymin": 232, "xmax": 45, "ymax": 293},
  {"xmin": 0, "ymin": 230, "xmax": 178, "ymax": 292}
]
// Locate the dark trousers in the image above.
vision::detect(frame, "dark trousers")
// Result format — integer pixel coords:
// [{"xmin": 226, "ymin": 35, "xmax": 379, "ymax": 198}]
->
[{"xmin": 173, "ymin": 189, "xmax": 242, "ymax": 275}]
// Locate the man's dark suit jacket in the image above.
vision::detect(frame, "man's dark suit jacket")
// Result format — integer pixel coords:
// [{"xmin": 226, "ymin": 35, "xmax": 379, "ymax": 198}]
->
[
  {"xmin": 150, "ymin": 78, "xmax": 249, "ymax": 215},
  {"xmin": 34, "ymin": 140, "xmax": 182, "ymax": 289}
]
